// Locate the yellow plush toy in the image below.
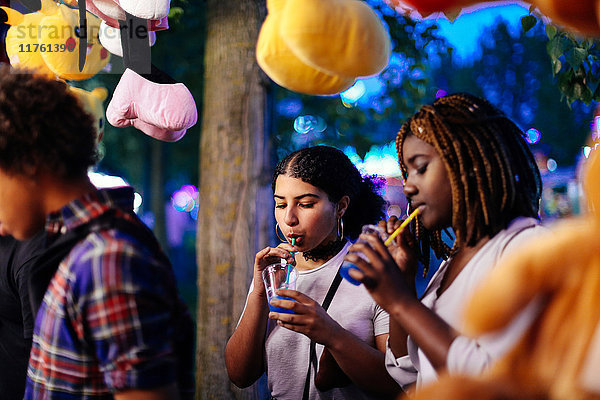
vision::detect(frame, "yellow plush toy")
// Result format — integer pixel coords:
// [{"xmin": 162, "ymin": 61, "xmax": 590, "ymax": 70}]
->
[
  {"xmin": 68, "ymin": 86, "xmax": 109, "ymax": 143},
  {"xmin": 407, "ymin": 145, "xmax": 600, "ymax": 399},
  {"xmin": 280, "ymin": 0, "xmax": 390, "ymax": 79},
  {"xmin": 2, "ymin": 0, "xmax": 110, "ymax": 80},
  {"xmin": 256, "ymin": 0, "xmax": 390, "ymax": 95},
  {"xmin": 256, "ymin": 0, "xmax": 355, "ymax": 95}
]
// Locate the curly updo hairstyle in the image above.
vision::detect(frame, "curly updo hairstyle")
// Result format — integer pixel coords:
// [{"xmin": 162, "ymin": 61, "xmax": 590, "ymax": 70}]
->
[
  {"xmin": 396, "ymin": 93, "xmax": 542, "ymax": 272},
  {"xmin": 0, "ymin": 65, "xmax": 99, "ymax": 180},
  {"xmin": 272, "ymin": 145, "xmax": 387, "ymax": 241}
]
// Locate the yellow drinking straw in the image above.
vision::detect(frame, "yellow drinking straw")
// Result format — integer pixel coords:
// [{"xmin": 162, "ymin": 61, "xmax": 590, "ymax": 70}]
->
[{"xmin": 383, "ymin": 208, "xmax": 420, "ymax": 246}]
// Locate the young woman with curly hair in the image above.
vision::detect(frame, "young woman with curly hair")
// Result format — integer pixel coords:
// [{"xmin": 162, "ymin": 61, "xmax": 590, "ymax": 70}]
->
[{"xmin": 225, "ymin": 145, "xmax": 401, "ymax": 399}]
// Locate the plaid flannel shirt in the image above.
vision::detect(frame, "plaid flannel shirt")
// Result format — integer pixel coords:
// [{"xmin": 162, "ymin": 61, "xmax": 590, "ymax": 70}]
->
[{"xmin": 25, "ymin": 187, "xmax": 194, "ymax": 399}]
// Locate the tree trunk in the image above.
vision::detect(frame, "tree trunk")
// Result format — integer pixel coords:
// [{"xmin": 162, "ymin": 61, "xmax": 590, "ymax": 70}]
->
[{"xmin": 196, "ymin": 1, "xmax": 270, "ymax": 399}]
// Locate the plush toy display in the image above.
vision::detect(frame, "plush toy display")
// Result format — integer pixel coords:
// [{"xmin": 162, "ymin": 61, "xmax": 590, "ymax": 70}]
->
[
  {"xmin": 256, "ymin": 0, "xmax": 390, "ymax": 95},
  {"xmin": 68, "ymin": 86, "xmax": 109, "ymax": 143},
  {"xmin": 67, "ymin": 0, "xmax": 197, "ymax": 142},
  {"xmin": 408, "ymin": 146, "xmax": 600, "ymax": 399},
  {"xmin": 106, "ymin": 68, "xmax": 197, "ymax": 142},
  {"xmin": 1, "ymin": 0, "xmax": 110, "ymax": 80}
]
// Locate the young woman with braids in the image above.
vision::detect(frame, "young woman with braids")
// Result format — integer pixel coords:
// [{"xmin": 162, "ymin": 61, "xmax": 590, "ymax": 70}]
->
[
  {"xmin": 225, "ymin": 146, "xmax": 401, "ymax": 399},
  {"xmin": 344, "ymin": 93, "xmax": 546, "ymax": 392}
]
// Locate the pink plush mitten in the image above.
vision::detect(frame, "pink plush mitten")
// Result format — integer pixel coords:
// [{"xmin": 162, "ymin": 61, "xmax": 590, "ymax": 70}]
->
[
  {"xmin": 119, "ymin": 0, "xmax": 171, "ymax": 20},
  {"xmin": 106, "ymin": 68, "xmax": 197, "ymax": 142},
  {"xmin": 127, "ymin": 118, "xmax": 187, "ymax": 142}
]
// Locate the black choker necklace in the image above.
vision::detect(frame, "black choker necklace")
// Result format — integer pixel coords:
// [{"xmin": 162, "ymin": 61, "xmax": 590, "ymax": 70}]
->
[{"xmin": 303, "ymin": 238, "xmax": 347, "ymax": 262}]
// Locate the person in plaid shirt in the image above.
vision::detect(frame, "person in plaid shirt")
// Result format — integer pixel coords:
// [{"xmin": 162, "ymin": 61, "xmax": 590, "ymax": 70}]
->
[{"xmin": 0, "ymin": 66, "xmax": 195, "ymax": 399}]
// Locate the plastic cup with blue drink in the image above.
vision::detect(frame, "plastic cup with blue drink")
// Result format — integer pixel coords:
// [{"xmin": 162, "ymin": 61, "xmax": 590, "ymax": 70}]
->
[
  {"xmin": 341, "ymin": 208, "xmax": 421, "ymax": 285},
  {"xmin": 262, "ymin": 261, "xmax": 298, "ymax": 314},
  {"xmin": 340, "ymin": 224, "xmax": 388, "ymax": 285}
]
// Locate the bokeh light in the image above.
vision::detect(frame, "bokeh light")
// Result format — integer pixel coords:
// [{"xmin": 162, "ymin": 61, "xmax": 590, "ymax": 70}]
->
[
  {"xmin": 171, "ymin": 184, "xmax": 199, "ymax": 215},
  {"xmin": 133, "ymin": 192, "xmax": 143, "ymax": 211},
  {"xmin": 344, "ymin": 142, "xmax": 401, "ymax": 177},
  {"xmin": 380, "ymin": 65, "xmax": 402, "ymax": 86},
  {"xmin": 387, "ymin": 204, "xmax": 402, "ymax": 218},
  {"xmin": 88, "ymin": 171, "xmax": 142, "ymax": 213},
  {"xmin": 340, "ymin": 80, "xmax": 366, "ymax": 103},
  {"xmin": 293, "ymin": 115, "xmax": 326, "ymax": 134},
  {"xmin": 547, "ymin": 158, "xmax": 557, "ymax": 172},
  {"xmin": 592, "ymin": 116, "xmax": 600, "ymax": 141},
  {"xmin": 525, "ymin": 128, "xmax": 541, "ymax": 145},
  {"xmin": 277, "ymin": 97, "xmax": 303, "ymax": 118},
  {"xmin": 89, "ymin": 171, "xmax": 128, "ymax": 188},
  {"xmin": 435, "ymin": 89, "xmax": 448, "ymax": 99}
]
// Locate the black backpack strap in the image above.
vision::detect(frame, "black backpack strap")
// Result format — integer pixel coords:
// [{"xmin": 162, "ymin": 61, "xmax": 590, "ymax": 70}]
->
[
  {"xmin": 27, "ymin": 209, "xmax": 166, "ymax": 316},
  {"xmin": 28, "ymin": 228, "xmax": 89, "ymax": 316},
  {"xmin": 302, "ymin": 268, "xmax": 343, "ymax": 400}
]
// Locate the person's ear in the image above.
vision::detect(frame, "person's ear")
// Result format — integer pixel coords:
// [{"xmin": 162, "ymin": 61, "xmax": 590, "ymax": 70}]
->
[{"xmin": 337, "ymin": 195, "xmax": 350, "ymax": 218}]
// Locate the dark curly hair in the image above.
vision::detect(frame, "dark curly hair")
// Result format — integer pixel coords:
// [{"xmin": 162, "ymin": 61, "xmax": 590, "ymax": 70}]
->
[
  {"xmin": 272, "ymin": 145, "xmax": 387, "ymax": 240},
  {"xmin": 0, "ymin": 65, "xmax": 99, "ymax": 180},
  {"xmin": 396, "ymin": 93, "xmax": 542, "ymax": 273}
]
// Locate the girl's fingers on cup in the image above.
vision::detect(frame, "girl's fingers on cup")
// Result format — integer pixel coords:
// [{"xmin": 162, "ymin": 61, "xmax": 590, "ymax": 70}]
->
[
  {"xmin": 347, "ymin": 264, "xmax": 366, "ymax": 282},
  {"xmin": 386, "ymin": 216, "xmax": 400, "ymax": 234},
  {"xmin": 275, "ymin": 289, "xmax": 307, "ymax": 302},
  {"xmin": 345, "ymin": 245, "xmax": 377, "ymax": 270},
  {"xmin": 359, "ymin": 235, "xmax": 395, "ymax": 264},
  {"xmin": 269, "ymin": 297, "xmax": 296, "ymax": 311}
]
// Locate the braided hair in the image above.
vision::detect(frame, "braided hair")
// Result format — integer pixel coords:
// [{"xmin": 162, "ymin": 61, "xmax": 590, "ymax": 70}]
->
[
  {"xmin": 272, "ymin": 145, "xmax": 386, "ymax": 241},
  {"xmin": 396, "ymin": 93, "xmax": 542, "ymax": 271}
]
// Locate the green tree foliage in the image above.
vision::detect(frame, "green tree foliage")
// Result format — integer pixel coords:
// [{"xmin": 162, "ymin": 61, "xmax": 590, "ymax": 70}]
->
[
  {"xmin": 522, "ymin": 11, "xmax": 600, "ymax": 107},
  {"xmin": 434, "ymin": 18, "xmax": 594, "ymax": 166}
]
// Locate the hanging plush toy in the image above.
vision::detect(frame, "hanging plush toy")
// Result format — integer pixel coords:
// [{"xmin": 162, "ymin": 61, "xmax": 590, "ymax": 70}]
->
[
  {"xmin": 256, "ymin": 0, "xmax": 391, "ymax": 96},
  {"xmin": 68, "ymin": 0, "xmax": 197, "ymax": 142},
  {"xmin": 256, "ymin": 0, "xmax": 355, "ymax": 95},
  {"xmin": 0, "ymin": 0, "xmax": 109, "ymax": 80},
  {"xmin": 408, "ymin": 144, "xmax": 600, "ymax": 400},
  {"xmin": 68, "ymin": 86, "xmax": 109, "ymax": 143}
]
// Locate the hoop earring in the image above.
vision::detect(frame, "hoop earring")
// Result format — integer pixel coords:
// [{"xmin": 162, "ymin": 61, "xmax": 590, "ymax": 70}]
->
[
  {"xmin": 337, "ymin": 218, "xmax": 344, "ymax": 240},
  {"xmin": 275, "ymin": 223, "xmax": 287, "ymax": 243}
]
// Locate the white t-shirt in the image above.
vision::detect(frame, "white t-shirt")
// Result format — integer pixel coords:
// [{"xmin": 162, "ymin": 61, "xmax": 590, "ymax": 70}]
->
[
  {"xmin": 241, "ymin": 242, "xmax": 389, "ymax": 399},
  {"xmin": 385, "ymin": 217, "xmax": 546, "ymax": 390}
]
